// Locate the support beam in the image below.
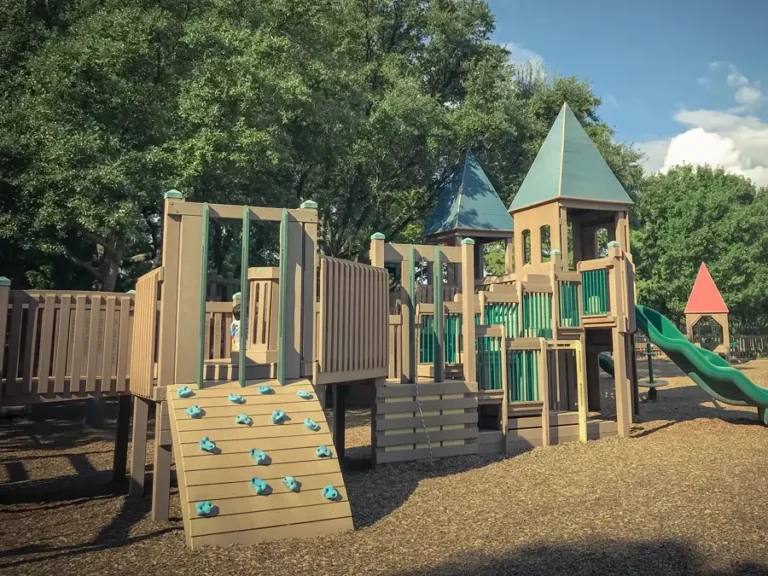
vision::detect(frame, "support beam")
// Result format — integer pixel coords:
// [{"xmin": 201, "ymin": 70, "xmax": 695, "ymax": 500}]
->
[
  {"xmin": 460, "ymin": 239, "xmax": 477, "ymax": 391},
  {"xmin": 112, "ymin": 395, "xmax": 132, "ymax": 486},
  {"xmin": 332, "ymin": 385, "xmax": 347, "ymax": 461},
  {"xmin": 129, "ymin": 397, "xmax": 151, "ymax": 497},
  {"xmin": 586, "ymin": 351, "xmax": 601, "ymax": 411},
  {"xmin": 152, "ymin": 401, "xmax": 172, "ymax": 521}
]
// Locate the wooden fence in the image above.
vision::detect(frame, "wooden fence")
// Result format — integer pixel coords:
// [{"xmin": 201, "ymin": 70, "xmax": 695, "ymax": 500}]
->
[
  {"xmin": 1, "ymin": 288, "xmax": 135, "ymax": 405},
  {"xmin": 316, "ymin": 256, "xmax": 389, "ymax": 384}
]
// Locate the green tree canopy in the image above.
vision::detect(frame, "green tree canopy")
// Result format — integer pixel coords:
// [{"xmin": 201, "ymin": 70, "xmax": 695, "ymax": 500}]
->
[
  {"xmin": 1, "ymin": 0, "xmax": 643, "ymax": 290},
  {"xmin": 632, "ymin": 165, "xmax": 768, "ymax": 331}
]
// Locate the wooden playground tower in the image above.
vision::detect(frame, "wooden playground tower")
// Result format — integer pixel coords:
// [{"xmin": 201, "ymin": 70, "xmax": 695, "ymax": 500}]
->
[{"xmin": 0, "ymin": 103, "xmax": 640, "ymax": 549}]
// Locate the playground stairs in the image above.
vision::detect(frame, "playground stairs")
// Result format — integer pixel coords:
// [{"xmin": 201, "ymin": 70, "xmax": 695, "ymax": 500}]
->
[{"xmin": 167, "ymin": 379, "xmax": 353, "ymax": 549}]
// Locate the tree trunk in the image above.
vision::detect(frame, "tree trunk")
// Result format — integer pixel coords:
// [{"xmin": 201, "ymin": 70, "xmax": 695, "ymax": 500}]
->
[{"xmin": 85, "ymin": 240, "xmax": 123, "ymax": 429}]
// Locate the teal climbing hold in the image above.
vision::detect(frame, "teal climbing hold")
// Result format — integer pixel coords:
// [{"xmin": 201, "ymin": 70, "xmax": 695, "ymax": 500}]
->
[
  {"xmin": 186, "ymin": 405, "xmax": 203, "ymax": 419},
  {"xmin": 304, "ymin": 417, "xmax": 319, "ymax": 431},
  {"xmin": 196, "ymin": 501, "xmax": 215, "ymax": 516},
  {"xmin": 177, "ymin": 385, "xmax": 194, "ymax": 398},
  {"xmin": 297, "ymin": 390, "xmax": 312, "ymax": 399},
  {"xmin": 199, "ymin": 437, "xmax": 216, "ymax": 452},
  {"xmin": 228, "ymin": 393, "xmax": 245, "ymax": 404},
  {"xmin": 250, "ymin": 449, "xmax": 268, "ymax": 465},
  {"xmin": 236, "ymin": 414, "xmax": 252, "ymax": 426},
  {"xmin": 258, "ymin": 385, "xmax": 274, "ymax": 394},
  {"xmin": 323, "ymin": 485, "xmax": 339, "ymax": 501},
  {"xmin": 283, "ymin": 476, "xmax": 299, "ymax": 492},
  {"xmin": 250, "ymin": 477, "xmax": 268, "ymax": 495},
  {"xmin": 271, "ymin": 410, "xmax": 286, "ymax": 424},
  {"xmin": 316, "ymin": 445, "xmax": 332, "ymax": 458}
]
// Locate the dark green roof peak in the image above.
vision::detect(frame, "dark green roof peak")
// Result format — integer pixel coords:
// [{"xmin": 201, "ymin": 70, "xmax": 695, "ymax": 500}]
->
[
  {"xmin": 509, "ymin": 103, "xmax": 633, "ymax": 212},
  {"xmin": 425, "ymin": 151, "xmax": 513, "ymax": 239}
]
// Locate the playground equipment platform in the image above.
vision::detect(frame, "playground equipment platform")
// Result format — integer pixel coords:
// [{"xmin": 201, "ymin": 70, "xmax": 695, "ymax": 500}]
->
[{"xmin": 167, "ymin": 379, "xmax": 352, "ymax": 549}]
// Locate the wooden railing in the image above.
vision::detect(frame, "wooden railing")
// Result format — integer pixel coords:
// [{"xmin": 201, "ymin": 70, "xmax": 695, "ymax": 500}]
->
[
  {"xmin": 203, "ymin": 302, "xmax": 234, "ymax": 361},
  {"xmin": 1, "ymin": 288, "xmax": 135, "ymax": 405},
  {"xmin": 316, "ymin": 256, "xmax": 389, "ymax": 384},
  {"xmin": 388, "ymin": 315, "xmax": 403, "ymax": 380},
  {"xmin": 131, "ymin": 268, "xmax": 163, "ymax": 399}
]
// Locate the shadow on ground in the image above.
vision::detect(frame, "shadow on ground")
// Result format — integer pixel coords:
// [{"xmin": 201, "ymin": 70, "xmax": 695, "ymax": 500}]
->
[
  {"xmin": 0, "ymin": 494, "xmax": 180, "ymax": 570},
  {"xmin": 345, "ymin": 452, "xmax": 506, "ymax": 528},
  {"xmin": 388, "ymin": 539, "xmax": 767, "ymax": 576}
]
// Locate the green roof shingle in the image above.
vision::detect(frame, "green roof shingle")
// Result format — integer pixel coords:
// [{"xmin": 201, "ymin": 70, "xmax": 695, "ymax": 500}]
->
[
  {"xmin": 509, "ymin": 103, "xmax": 633, "ymax": 212},
  {"xmin": 425, "ymin": 151, "xmax": 513, "ymax": 238}
]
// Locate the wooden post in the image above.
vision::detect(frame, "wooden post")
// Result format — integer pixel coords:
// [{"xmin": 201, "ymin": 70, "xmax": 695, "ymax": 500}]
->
[
  {"xmin": 608, "ymin": 241, "xmax": 631, "ymax": 437},
  {"xmin": 574, "ymin": 339, "xmax": 588, "ymax": 443},
  {"xmin": 239, "ymin": 206, "xmax": 250, "ymax": 387},
  {"xmin": 460, "ymin": 239, "xmax": 477, "ymax": 391},
  {"xmin": 370, "ymin": 232, "xmax": 385, "ymax": 268},
  {"xmin": 129, "ymin": 397, "xmax": 151, "ymax": 497},
  {"xmin": 152, "ymin": 401, "xmax": 172, "ymax": 521},
  {"xmin": 197, "ymin": 203, "xmax": 210, "ymax": 388},
  {"xmin": 539, "ymin": 339, "xmax": 550, "ymax": 447},
  {"xmin": 332, "ymin": 384, "xmax": 346, "ymax": 461},
  {"xmin": 500, "ymin": 332, "xmax": 509, "ymax": 451},
  {"xmin": 175, "ymin": 207, "xmax": 203, "ymax": 386},
  {"xmin": 505, "ymin": 236, "xmax": 514, "ymax": 275},
  {"xmin": 0, "ymin": 277, "xmax": 10, "ymax": 395},
  {"xmin": 158, "ymin": 191, "xmax": 182, "ymax": 390},
  {"xmin": 406, "ymin": 246, "xmax": 417, "ymax": 383},
  {"xmin": 586, "ymin": 351, "xmax": 601, "ymax": 411},
  {"xmin": 300, "ymin": 201, "xmax": 319, "ymax": 378},
  {"xmin": 112, "ymin": 394, "xmax": 132, "ymax": 485}
]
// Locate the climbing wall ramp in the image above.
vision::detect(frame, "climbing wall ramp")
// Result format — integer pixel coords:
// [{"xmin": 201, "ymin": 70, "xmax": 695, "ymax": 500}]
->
[{"xmin": 167, "ymin": 379, "xmax": 353, "ymax": 549}]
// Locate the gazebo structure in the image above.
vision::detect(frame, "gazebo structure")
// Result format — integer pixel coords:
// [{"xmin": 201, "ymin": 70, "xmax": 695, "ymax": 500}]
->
[
  {"xmin": 425, "ymin": 150, "xmax": 514, "ymax": 277},
  {"xmin": 685, "ymin": 263, "xmax": 730, "ymax": 358}
]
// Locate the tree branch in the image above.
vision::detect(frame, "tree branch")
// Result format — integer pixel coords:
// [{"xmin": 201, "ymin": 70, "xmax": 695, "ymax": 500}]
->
[{"xmin": 62, "ymin": 248, "xmax": 99, "ymax": 278}]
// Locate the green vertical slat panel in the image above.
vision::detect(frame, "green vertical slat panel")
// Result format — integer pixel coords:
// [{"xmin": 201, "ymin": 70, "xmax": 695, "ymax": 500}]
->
[
  {"xmin": 197, "ymin": 203, "xmax": 210, "ymax": 389},
  {"xmin": 239, "ymin": 206, "xmax": 250, "ymax": 387},
  {"xmin": 277, "ymin": 208, "xmax": 288, "ymax": 385},
  {"xmin": 408, "ymin": 245, "xmax": 416, "ymax": 383}
]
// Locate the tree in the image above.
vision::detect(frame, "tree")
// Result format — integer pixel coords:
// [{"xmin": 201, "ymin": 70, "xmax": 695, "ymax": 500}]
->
[{"xmin": 632, "ymin": 165, "xmax": 768, "ymax": 331}]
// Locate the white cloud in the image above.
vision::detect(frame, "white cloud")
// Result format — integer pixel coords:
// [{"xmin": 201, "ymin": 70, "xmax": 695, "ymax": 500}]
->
[
  {"xmin": 639, "ymin": 111, "xmax": 768, "ymax": 187},
  {"xmin": 639, "ymin": 63, "xmax": 768, "ymax": 188},
  {"xmin": 697, "ymin": 76, "xmax": 711, "ymax": 89},
  {"xmin": 735, "ymin": 85, "xmax": 762, "ymax": 104},
  {"xmin": 500, "ymin": 41, "xmax": 544, "ymax": 69},
  {"xmin": 604, "ymin": 93, "xmax": 619, "ymax": 108}
]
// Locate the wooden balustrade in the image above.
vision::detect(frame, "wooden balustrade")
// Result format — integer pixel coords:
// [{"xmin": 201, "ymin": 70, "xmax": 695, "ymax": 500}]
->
[
  {"xmin": 316, "ymin": 256, "xmax": 389, "ymax": 384},
  {"xmin": 1, "ymin": 288, "xmax": 135, "ymax": 404}
]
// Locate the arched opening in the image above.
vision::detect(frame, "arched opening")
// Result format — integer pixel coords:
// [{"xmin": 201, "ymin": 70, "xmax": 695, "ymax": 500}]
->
[
  {"xmin": 596, "ymin": 227, "xmax": 609, "ymax": 257},
  {"xmin": 522, "ymin": 230, "xmax": 531, "ymax": 265},
  {"xmin": 692, "ymin": 316, "xmax": 725, "ymax": 351},
  {"xmin": 540, "ymin": 225, "xmax": 551, "ymax": 263}
]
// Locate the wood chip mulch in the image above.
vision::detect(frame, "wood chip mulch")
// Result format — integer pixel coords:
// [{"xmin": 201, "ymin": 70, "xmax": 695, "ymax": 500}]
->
[{"xmin": 1, "ymin": 358, "xmax": 768, "ymax": 575}]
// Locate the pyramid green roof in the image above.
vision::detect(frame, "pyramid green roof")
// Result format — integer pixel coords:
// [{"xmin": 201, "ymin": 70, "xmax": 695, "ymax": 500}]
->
[
  {"xmin": 509, "ymin": 103, "xmax": 633, "ymax": 212},
  {"xmin": 425, "ymin": 151, "xmax": 513, "ymax": 238}
]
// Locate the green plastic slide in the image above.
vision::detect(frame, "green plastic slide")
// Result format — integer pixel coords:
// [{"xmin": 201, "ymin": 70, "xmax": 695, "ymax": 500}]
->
[
  {"xmin": 598, "ymin": 352, "xmax": 614, "ymax": 377},
  {"xmin": 635, "ymin": 304, "xmax": 768, "ymax": 425}
]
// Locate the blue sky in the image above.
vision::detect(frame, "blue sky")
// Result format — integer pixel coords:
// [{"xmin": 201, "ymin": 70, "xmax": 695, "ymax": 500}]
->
[{"xmin": 487, "ymin": 0, "xmax": 768, "ymax": 186}]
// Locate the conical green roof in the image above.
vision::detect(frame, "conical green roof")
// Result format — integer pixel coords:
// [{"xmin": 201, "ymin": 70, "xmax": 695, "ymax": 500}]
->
[
  {"xmin": 425, "ymin": 151, "xmax": 513, "ymax": 238},
  {"xmin": 509, "ymin": 103, "xmax": 633, "ymax": 212}
]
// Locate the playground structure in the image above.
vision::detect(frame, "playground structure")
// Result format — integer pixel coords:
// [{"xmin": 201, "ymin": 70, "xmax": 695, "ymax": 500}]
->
[
  {"xmin": 1, "ymin": 103, "xmax": 767, "ymax": 549},
  {"xmin": 685, "ymin": 263, "xmax": 730, "ymax": 357}
]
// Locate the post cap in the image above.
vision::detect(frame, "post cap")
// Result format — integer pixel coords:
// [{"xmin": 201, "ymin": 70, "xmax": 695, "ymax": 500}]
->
[
  {"xmin": 0, "ymin": 276, "xmax": 10, "ymax": 287},
  {"xmin": 232, "ymin": 292, "xmax": 242, "ymax": 302},
  {"xmin": 607, "ymin": 241, "xmax": 620, "ymax": 248},
  {"xmin": 164, "ymin": 189, "xmax": 183, "ymax": 199},
  {"xmin": 300, "ymin": 200, "xmax": 318, "ymax": 210},
  {"xmin": 551, "ymin": 249, "xmax": 561, "ymax": 256},
  {"xmin": 461, "ymin": 238, "xmax": 475, "ymax": 245},
  {"xmin": 371, "ymin": 232, "xmax": 385, "ymax": 240},
  {"xmin": 126, "ymin": 289, "xmax": 136, "ymax": 294}
]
